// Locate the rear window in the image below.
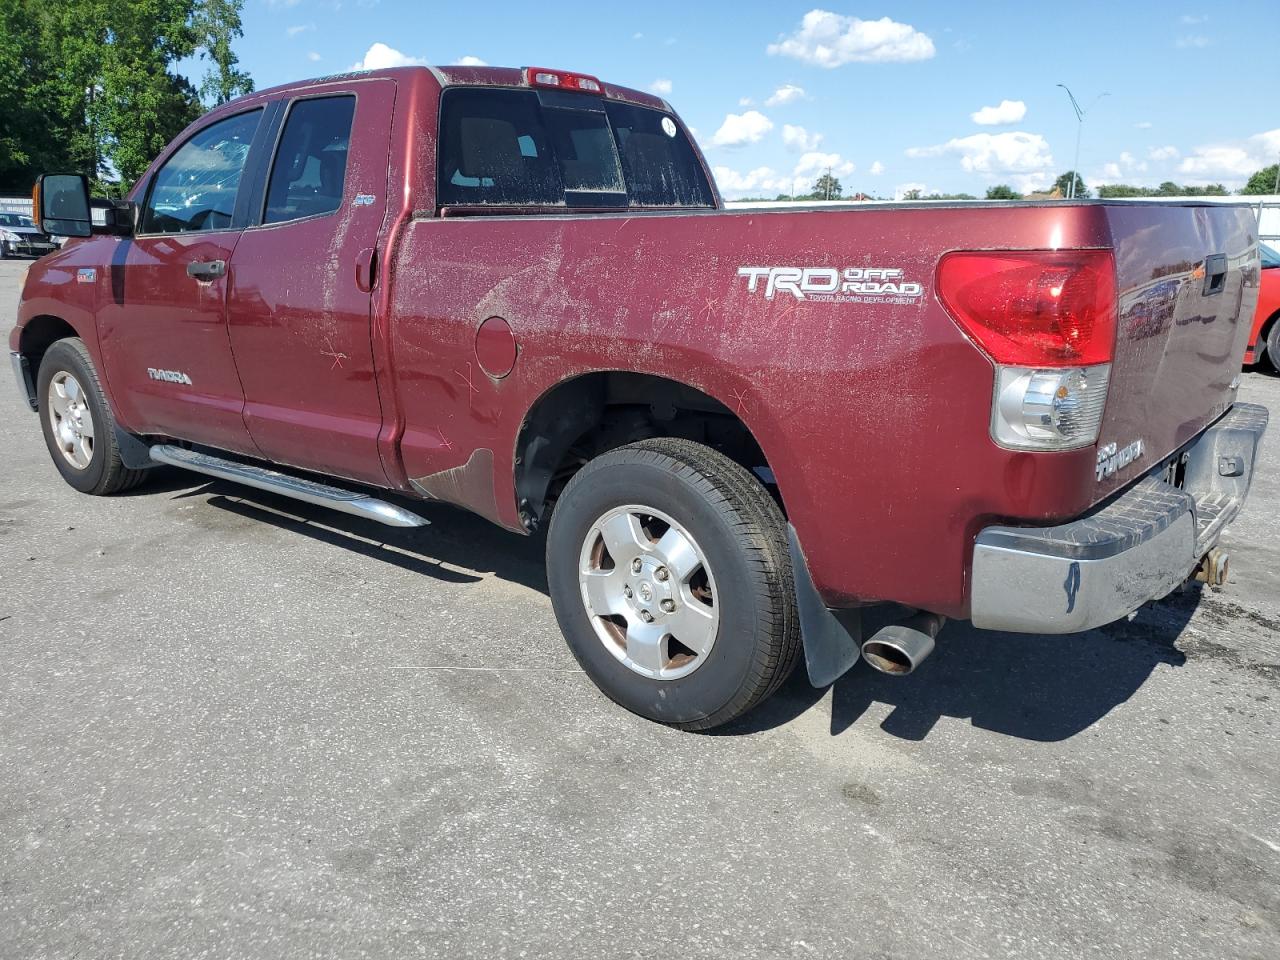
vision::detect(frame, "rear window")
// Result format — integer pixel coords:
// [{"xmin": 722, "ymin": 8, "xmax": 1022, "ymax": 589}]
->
[{"xmin": 437, "ymin": 87, "xmax": 714, "ymax": 209}]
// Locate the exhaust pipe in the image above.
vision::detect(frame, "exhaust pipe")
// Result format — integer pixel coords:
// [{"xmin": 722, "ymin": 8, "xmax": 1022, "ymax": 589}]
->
[{"xmin": 860, "ymin": 612, "xmax": 946, "ymax": 676}]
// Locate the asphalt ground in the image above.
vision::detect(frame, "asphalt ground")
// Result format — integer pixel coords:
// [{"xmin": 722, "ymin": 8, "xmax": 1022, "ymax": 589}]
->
[{"xmin": 2, "ymin": 258, "xmax": 1279, "ymax": 959}]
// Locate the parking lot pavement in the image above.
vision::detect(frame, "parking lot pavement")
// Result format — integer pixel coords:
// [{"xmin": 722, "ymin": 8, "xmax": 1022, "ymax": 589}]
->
[{"xmin": 1, "ymin": 257, "xmax": 1279, "ymax": 959}]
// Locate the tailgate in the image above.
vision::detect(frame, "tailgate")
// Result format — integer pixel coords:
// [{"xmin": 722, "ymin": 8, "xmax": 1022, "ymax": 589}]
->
[{"xmin": 1097, "ymin": 202, "xmax": 1259, "ymax": 499}]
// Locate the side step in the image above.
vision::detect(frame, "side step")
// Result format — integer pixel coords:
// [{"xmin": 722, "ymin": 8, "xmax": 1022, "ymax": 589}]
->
[{"xmin": 149, "ymin": 444, "xmax": 429, "ymax": 528}]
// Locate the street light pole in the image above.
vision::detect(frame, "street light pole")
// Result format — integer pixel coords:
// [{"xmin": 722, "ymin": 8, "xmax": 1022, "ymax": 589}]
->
[{"xmin": 1057, "ymin": 84, "xmax": 1109, "ymax": 199}]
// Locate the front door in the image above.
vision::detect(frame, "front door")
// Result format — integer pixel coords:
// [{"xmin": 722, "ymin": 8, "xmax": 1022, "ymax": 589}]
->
[
  {"xmin": 96, "ymin": 107, "xmax": 266, "ymax": 455},
  {"xmin": 226, "ymin": 80, "xmax": 396, "ymax": 486}
]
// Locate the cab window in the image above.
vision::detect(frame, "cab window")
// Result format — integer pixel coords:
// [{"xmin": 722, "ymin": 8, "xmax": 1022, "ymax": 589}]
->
[
  {"xmin": 263, "ymin": 96, "xmax": 356, "ymax": 225},
  {"xmin": 139, "ymin": 109, "xmax": 263, "ymax": 234}
]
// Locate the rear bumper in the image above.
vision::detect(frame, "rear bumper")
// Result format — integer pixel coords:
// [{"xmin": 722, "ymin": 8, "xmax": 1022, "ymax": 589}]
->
[{"xmin": 970, "ymin": 402, "xmax": 1269, "ymax": 633}]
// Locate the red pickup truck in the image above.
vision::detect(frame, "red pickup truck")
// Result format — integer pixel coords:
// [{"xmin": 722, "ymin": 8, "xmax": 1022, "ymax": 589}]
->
[{"xmin": 10, "ymin": 65, "xmax": 1270, "ymax": 729}]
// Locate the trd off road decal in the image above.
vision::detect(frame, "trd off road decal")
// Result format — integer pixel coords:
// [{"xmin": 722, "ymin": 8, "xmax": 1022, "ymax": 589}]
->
[{"xmin": 737, "ymin": 266, "xmax": 924, "ymax": 304}]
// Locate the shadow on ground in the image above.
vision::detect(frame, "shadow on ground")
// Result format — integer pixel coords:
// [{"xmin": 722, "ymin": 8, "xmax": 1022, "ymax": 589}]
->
[
  {"xmin": 165, "ymin": 475, "xmax": 549, "ymax": 594},
  {"xmin": 724, "ymin": 591, "xmax": 1199, "ymax": 742},
  {"xmin": 161, "ymin": 473, "xmax": 1201, "ymax": 744}
]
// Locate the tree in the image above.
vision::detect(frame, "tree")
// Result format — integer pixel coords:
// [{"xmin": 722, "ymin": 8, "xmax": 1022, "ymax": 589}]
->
[
  {"xmin": 811, "ymin": 173, "xmax": 842, "ymax": 200},
  {"xmin": 901, "ymin": 187, "xmax": 921, "ymax": 200},
  {"xmin": 1053, "ymin": 170, "xmax": 1090, "ymax": 198},
  {"xmin": 194, "ymin": 0, "xmax": 253, "ymax": 105},
  {"xmin": 1097, "ymin": 183, "xmax": 1150, "ymax": 198},
  {"xmin": 985, "ymin": 184, "xmax": 1021, "ymax": 200},
  {"xmin": 0, "ymin": 0, "xmax": 252, "ymax": 193},
  {"xmin": 1243, "ymin": 164, "xmax": 1280, "ymax": 195}
]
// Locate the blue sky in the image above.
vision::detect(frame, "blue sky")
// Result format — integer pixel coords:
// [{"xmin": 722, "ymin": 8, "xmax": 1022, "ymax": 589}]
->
[{"xmin": 227, "ymin": 1, "xmax": 1280, "ymax": 198}]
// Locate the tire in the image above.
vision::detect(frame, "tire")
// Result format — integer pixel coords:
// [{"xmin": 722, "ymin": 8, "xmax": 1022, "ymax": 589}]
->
[
  {"xmin": 36, "ymin": 338, "xmax": 148, "ymax": 495},
  {"xmin": 546, "ymin": 437, "xmax": 800, "ymax": 730},
  {"xmin": 1267, "ymin": 318, "xmax": 1280, "ymax": 375}
]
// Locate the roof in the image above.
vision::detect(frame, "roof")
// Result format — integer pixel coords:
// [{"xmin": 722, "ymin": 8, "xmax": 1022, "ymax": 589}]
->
[{"xmin": 236, "ymin": 65, "xmax": 670, "ymax": 112}]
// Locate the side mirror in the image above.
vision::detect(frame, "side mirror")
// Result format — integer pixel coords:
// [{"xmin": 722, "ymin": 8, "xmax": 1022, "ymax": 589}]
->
[{"xmin": 34, "ymin": 174, "xmax": 92, "ymax": 238}]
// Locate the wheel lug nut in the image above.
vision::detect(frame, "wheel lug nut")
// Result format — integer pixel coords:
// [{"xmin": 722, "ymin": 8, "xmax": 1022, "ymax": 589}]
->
[
  {"xmin": 623, "ymin": 585, "xmax": 633, "ymax": 598},
  {"xmin": 638, "ymin": 610, "xmax": 654, "ymax": 623},
  {"xmin": 631, "ymin": 558, "xmax": 643, "ymax": 574},
  {"xmin": 660, "ymin": 599, "xmax": 675, "ymax": 613},
  {"xmin": 655, "ymin": 567, "xmax": 669, "ymax": 582}
]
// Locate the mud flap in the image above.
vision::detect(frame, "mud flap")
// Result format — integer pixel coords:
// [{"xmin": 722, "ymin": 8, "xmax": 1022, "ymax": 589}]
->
[
  {"xmin": 786, "ymin": 524, "xmax": 861, "ymax": 687},
  {"xmin": 114, "ymin": 426, "xmax": 159, "ymax": 470}
]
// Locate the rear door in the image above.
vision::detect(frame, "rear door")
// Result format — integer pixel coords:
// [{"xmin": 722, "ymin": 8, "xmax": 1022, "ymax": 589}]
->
[
  {"xmin": 226, "ymin": 80, "xmax": 396, "ymax": 486},
  {"xmin": 97, "ymin": 107, "xmax": 267, "ymax": 453}
]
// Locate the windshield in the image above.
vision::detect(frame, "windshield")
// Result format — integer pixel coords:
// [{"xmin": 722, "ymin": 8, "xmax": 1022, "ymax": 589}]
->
[
  {"xmin": 437, "ymin": 87, "xmax": 715, "ymax": 209},
  {"xmin": 1261, "ymin": 242, "xmax": 1280, "ymax": 269}
]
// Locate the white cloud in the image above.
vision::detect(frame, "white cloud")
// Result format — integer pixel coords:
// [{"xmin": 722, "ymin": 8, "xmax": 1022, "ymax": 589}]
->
[
  {"xmin": 906, "ymin": 131, "xmax": 1054, "ymax": 174},
  {"xmin": 1149, "ymin": 145, "xmax": 1179, "ymax": 161},
  {"xmin": 649, "ymin": 78, "xmax": 673, "ymax": 95},
  {"xmin": 738, "ymin": 97, "xmax": 754, "ymax": 107},
  {"xmin": 793, "ymin": 151, "xmax": 854, "ymax": 178},
  {"xmin": 1118, "ymin": 151, "xmax": 1147, "ymax": 172},
  {"xmin": 711, "ymin": 110, "xmax": 773, "ymax": 148},
  {"xmin": 1176, "ymin": 35, "xmax": 1210, "ymax": 48},
  {"xmin": 307, "ymin": 51, "xmax": 321, "ymax": 62},
  {"xmin": 765, "ymin": 84, "xmax": 806, "ymax": 106},
  {"xmin": 1101, "ymin": 163, "xmax": 1123, "ymax": 180},
  {"xmin": 632, "ymin": 32, "xmax": 644, "ymax": 40},
  {"xmin": 970, "ymin": 99, "xmax": 1026, "ymax": 126},
  {"xmin": 767, "ymin": 10, "xmax": 935, "ymax": 67},
  {"xmin": 457, "ymin": 55, "xmax": 487, "ymax": 66},
  {"xmin": 868, "ymin": 160, "xmax": 885, "ymax": 175},
  {"xmin": 286, "ymin": 24, "xmax": 313, "ymax": 37},
  {"xmin": 1012, "ymin": 172, "xmax": 1052, "ymax": 193},
  {"xmin": 1135, "ymin": 121, "xmax": 1153, "ymax": 129},
  {"xmin": 351, "ymin": 42, "xmax": 426, "ymax": 71},
  {"xmin": 1179, "ymin": 13, "xmax": 1208, "ymax": 23},
  {"xmin": 712, "ymin": 165, "xmax": 791, "ymax": 198},
  {"xmin": 782, "ymin": 124, "xmax": 823, "ymax": 152},
  {"xmin": 1179, "ymin": 129, "xmax": 1280, "ymax": 179}
]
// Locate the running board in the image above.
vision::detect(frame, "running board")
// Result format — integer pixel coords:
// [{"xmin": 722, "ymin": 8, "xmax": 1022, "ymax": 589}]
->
[{"xmin": 148, "ymin": 445, "xmax": 429, "ymax": 528}]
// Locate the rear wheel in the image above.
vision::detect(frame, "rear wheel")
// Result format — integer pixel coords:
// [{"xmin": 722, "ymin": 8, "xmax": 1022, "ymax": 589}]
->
[
  {"xmin": 546, "ymin": 438, "xmax": 800, "ymax": 730},
  {"xmin": 36, "ymin": 338, "xmax": 147, "ymax": 495},
  {"xmin": 1267, "ymin": 317, "xmax": 1280, "ymax": 374}
]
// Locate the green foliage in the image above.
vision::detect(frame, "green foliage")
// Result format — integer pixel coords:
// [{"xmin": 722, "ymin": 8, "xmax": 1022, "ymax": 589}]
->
[
  {"xmin": 1097, "ymin": 181, "xmax": 1230, "ymax": 198},
  {"xmin": 1243, "ymin": 164, "xmax": 1280, "ymax": 195},
  {"xmin": 985, "ymin": 184, "xmax": 1021, "ymax": 200},
  {"xmin": 810, "ymin": 173, "xmax": 842, "ymax": 200},
  {"xmin": 0, "ymin": 0, "xmax": 251, "ymax": 193},
  {"xmin": 1053, "ymin": 171, "xmax": 1090, "ymax": 198}
]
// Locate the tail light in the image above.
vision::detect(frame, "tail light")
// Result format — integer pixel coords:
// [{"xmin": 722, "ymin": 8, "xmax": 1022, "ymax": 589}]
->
[
  {"xmin": 523, "ymin": 67, "xmax": 603, "ymax": 94},
  {"xmin": 937, "ymin": 249, "xmax": 1118, "ymax": 451}
]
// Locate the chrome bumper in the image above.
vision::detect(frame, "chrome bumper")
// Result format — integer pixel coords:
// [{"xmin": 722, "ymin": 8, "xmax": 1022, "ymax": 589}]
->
[
  {"xmin": 971, "ymin": 403, "xmax": 1269, "ymax": 633},
  {"xmin": 10, "ymin": 350, "xmax": 36, "ymax": 410}
]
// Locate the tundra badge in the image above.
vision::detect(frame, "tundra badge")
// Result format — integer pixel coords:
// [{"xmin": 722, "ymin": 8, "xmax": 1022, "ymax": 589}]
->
[
  {"xmin": 147, "ymin": 368, "xmax": 193, "ymax": 385},
  {"xmin": 1096, "ymin": 439, "xmax": 1143, "ymax": 481}
]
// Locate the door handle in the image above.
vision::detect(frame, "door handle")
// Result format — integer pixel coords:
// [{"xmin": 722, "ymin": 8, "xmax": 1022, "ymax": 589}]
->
[
  {"xmin": 187, "ymin": 259, "xmax": 227, "ymax": 282},
  {"xmin": 355, "ymin": 247, "xmax": 376, "ymax": 293},
  {"xmin": 1202, "ymin": 253, "xmax": 1227, "ymax": 295}
]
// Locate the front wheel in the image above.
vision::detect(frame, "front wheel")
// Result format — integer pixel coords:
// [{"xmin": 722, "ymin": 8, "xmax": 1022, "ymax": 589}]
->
[
  {"xmin": 1268, "ymin": 319, "xmax": 1280, "ymax": 375},
  {"xmin": 546, "ymin": 438, "xmax": 800, "ymax": 730},
  {"xmin": 36, "ymin": 338, "xmax": 148, "ymax": 495}
]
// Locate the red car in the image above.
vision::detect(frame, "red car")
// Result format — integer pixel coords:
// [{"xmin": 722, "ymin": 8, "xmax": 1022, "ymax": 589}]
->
[
  {"xmin": 9, "ymin": 65, "xmax": 1271, "ymax": 729},
  {"xmin": 1244, "ymin": 242, "xmax": 1280, "ymax": 369}
]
